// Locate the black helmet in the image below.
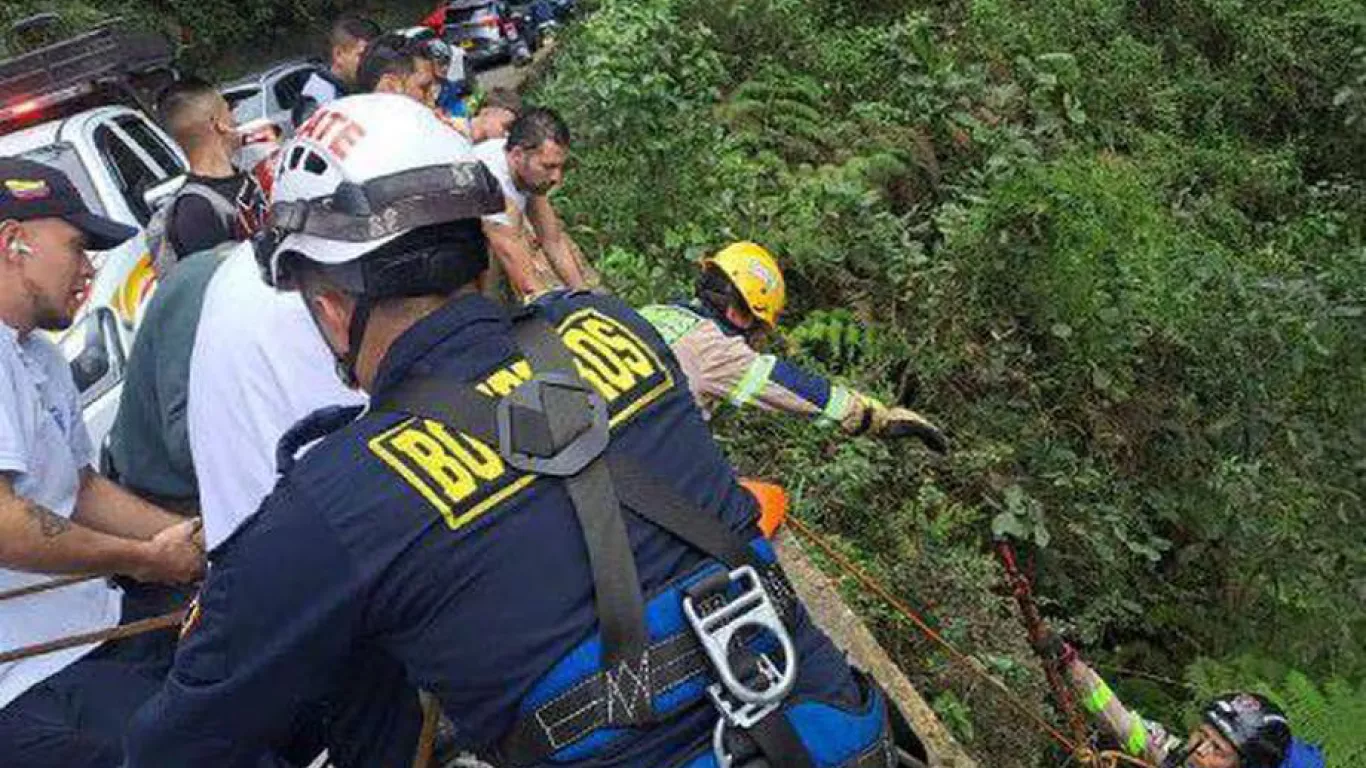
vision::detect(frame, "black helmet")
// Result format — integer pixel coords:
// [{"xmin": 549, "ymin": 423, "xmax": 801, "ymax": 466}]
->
[{"xmin": 1202, "ymin": 693, "xmax": 1291, "ymax": 768}]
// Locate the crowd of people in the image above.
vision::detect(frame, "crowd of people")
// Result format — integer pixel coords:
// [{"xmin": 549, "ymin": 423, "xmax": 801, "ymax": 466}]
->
[{"xmin": 0, "ymin": 9, "xmax": 1323, "ymax": 768}]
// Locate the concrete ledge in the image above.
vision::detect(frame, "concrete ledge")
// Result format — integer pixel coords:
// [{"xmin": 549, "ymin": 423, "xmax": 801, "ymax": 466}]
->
[{"xmin": 773, "ymin": 529, "xmax": 979, "ymax": 768}]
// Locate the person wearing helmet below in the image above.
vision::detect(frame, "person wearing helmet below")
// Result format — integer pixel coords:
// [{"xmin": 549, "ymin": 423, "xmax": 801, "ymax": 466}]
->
[
  {"xmin": 639, "ymin": 242, "xmax": 948, "ymax": 452},
  {"xmin": 1033, "ymin": 629, "xmax": 1325, "ymax": 768},
  {"xmin": 124, "ymin": 94, "xmax": 929, "ymax": 768}
]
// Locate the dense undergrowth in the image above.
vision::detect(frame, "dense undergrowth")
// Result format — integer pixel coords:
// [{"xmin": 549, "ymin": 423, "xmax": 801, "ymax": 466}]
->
[
  {"xmin": 525, "ymin": 0, "xmax": 1365, "ymax": 764},
  {"xmin": 5, "ymin": 0, "xmax": 1364, "ymax": 763}
]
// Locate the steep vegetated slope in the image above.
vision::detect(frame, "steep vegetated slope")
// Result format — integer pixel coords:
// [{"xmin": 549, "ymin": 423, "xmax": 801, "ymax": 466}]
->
[
  {"xmin": 2, "ymin": 0, "xmax": 1362, "ymax": 763},
  {"xmin": 526, "ymin": 1, "xmax": 1365, "ymax": 764}
]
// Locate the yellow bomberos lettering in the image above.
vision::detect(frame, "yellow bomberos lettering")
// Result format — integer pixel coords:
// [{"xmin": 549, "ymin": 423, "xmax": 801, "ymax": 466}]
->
[
  {"xmin": 388, "ymin": 427, "xmax": 479, "ymax": 504},
  {"xmin": 473, "ymin": 310, "xmax": 669, "ymax": 411},
  {"xmin": 584, "ymin": 317, "xmax": 655, "ymax": 374},
  {"xmin": 476, "ymin": 360, "xmax": 532, "ymax": 398},
  {"xmin": 560, "ymin": 317, "xmax": 658, "ymax": 402},
  {"xmin": 563, "ymin": 328, "xmax": 629, "ymax": 399},
  {"xmin": 369, "ymin": 419, "xmax": 524, "ymax": 531},
  {"xmin": 370, "ymin": 307, "xmax": 674, "ymax": 531},
  {"xmin": 426, "ymin": 421, "xmax": 503, "ymax": 481}
]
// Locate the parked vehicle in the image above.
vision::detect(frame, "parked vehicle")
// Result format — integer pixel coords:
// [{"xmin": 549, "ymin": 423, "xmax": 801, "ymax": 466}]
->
[
  {"xmin": 219, "ymin": 59, "xmax": 326, "ymax": 169},
  {"xmin": 0, "ymin": 16, "xmax": 185, "ymax": 450},
  {"xmin": 436, "ymin": 0, "xmax": 533, "ymax": 70},
  {"xmin": 509, "ymin": 0, "xmax": 575, "ymax": 38}
]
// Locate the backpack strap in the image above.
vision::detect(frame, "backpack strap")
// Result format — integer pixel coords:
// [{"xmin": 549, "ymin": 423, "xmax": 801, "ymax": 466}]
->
[
  {"xmin": 179, "ymin": 181, "xmax": 240, "ymax": 233},
  {"xmin": 512, "ymin": 317, "xmax": 651, "ymax": 680},
  {"xmin": 375, "ymin": 316, "xmax": 649, "ymax": 698}
]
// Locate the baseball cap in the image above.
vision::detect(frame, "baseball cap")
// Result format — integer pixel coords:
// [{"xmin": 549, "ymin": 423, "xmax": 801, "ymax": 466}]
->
[{"xmin": 0, "ymin": 156, "xmax": 138, "ymax": 250}]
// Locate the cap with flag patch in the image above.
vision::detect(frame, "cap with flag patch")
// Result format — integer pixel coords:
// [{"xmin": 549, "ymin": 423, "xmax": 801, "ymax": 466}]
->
[{"xmin": 0, "ymin": 157, "xmax": 138, "ymax": 250}]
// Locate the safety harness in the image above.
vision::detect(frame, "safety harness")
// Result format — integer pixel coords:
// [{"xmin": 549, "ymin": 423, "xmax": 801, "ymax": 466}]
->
[{"xmin": 375, "ymin": 314, "xmax": 902, "ymax": 768}]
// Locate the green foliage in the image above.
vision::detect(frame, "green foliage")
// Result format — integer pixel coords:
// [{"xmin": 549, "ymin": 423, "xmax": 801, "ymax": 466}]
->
[{"xmin": 532, "ymin": 0, "xmax": 1366, "ymax": 762}]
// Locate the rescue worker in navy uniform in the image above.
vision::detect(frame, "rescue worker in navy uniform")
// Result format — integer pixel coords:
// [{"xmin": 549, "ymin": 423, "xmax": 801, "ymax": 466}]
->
[{"xmin": 126, "ymin": 94, "xmax": 923, "ymax": 768}]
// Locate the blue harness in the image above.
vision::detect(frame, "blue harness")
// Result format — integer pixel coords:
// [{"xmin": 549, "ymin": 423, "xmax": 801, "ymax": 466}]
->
[
  {"xmin": 1282, "ymin": 739, "xmax": 1325, "ymax": 768},
  {"xmin": 379, "ymin": 315, "xmax": 905, "ymax": 767}
]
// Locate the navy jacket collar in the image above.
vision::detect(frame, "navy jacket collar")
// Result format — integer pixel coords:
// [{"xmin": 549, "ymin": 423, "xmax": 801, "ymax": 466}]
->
[{"xmin": 370, "ymin": 293, "xmax": 511, "ymax": 398}]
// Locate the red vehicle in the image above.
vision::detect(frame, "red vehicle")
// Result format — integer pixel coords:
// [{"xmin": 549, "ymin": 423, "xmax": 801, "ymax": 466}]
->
[{"xmin": 420, "ymin": 0, "xmax": 533, "ymax": 70}]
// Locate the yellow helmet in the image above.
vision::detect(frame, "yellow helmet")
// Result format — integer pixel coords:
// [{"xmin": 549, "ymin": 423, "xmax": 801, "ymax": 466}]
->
[{"xmin": 701, "ymin": 241, "xmax": 786, "ymax": 327}]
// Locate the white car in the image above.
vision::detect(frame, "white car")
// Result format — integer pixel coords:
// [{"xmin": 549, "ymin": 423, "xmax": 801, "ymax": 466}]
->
[
  {"xmin": 220, "ymin": 60, "xmax": 327, "ymax": 177},
  {"xmin": 0, "ymin": 105, "xmax": 188, "ymax": 453}
]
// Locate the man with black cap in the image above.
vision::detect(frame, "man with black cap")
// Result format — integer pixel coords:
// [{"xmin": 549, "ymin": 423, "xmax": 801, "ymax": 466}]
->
[{"xmin": 0, "ymin": 157, "xmax": 205, "ymax": 768}]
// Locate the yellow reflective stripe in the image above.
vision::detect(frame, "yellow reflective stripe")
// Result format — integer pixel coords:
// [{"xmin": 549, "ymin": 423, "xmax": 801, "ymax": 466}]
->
[
  {"xmin": 1083, "ymin": 680, "xmax": 1115, "ymax": 714},
  {"xmin": 1126, "ymin": 719, "xmax": 1149, "ymax": 756},
  {"xmin": 728, "ymin": 355, "xmax": 777, "ymax": 408},
  {"xmin": 815, "ymin": 386, "xmax": 855, "ymax": 428}
]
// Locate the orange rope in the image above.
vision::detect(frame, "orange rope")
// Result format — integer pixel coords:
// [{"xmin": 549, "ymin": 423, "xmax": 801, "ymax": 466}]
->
[
  {"xmin": 786, "ymin": 516, "xmax": 1079, "ymax": 754},
  {"xmin": 786, "ymin": 517, "xmax": 1159, "ymax": 768}
]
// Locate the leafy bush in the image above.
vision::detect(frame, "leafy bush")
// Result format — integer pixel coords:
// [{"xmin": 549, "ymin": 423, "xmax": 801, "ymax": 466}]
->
[{"xmin": 531, "ymin": 0, "xmax": 1366, "ymax": 763}]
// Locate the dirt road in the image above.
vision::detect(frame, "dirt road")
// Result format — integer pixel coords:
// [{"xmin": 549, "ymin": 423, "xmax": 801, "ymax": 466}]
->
[{"xmin": 471, "ymin": 39, "xmax": 554, "ymax": 93}]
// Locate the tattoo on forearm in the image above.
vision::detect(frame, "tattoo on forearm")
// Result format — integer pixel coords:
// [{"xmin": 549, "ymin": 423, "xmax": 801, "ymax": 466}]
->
[{"xmin": 25, "ymin": 501, "xmax": 72, "ymax": 538}]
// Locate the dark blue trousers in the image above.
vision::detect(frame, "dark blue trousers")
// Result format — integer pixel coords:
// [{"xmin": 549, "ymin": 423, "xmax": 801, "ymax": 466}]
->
[
  {"xmin": 0, "ymin": 584, "xmax": 176, "ymax": 768},
  {"xmin": 0, "ymin": 585, "xmax": 420, "ymax": 768}
]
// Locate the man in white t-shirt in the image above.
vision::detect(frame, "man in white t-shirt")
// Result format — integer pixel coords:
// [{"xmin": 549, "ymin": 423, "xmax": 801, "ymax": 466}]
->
[
  {"xmin": 187, "ymin": 241, "xmax": 364, "ymax": 549},
  {"xmin": 476, "ymin": 107, "xmax": 601, "ymax": 298},
  {"xmin": 0, "ymin": 158, "xmax": 204, "ymax": 767}
]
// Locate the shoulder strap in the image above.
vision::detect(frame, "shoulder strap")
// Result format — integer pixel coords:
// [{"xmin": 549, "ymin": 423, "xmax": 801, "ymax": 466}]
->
[
  {"xmin": 375, "ymin": 316, "xmax": 649, "ymax": 688},
  {"xmin": 180, "ymin": 181, "xmax": 239, "ymax": 227},
  {"xmin": 511, "ymin": 318, "xmax": 650, "ymax": 678},
  {"xmin": 376, "ymin": 317, "xmax": 770, "ymax": 573}
]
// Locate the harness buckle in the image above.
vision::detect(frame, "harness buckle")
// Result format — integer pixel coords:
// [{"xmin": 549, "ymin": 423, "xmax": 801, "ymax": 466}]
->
[
  {"xmin": 683, "ymin": 565, "xmax": 798, "ymax": 707},
  {"xmin": 683, "ymin": 565, "xmax": 798, "ymax": 768},
  {"xmin": 496, "ymin": 373, "xmax": 610, "ymax": 477}
]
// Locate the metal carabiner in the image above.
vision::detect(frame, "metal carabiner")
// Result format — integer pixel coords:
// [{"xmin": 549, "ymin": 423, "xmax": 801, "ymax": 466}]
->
[{"xmin": 683, "ymin": 565, "xmax": 799, "ymax": 707}]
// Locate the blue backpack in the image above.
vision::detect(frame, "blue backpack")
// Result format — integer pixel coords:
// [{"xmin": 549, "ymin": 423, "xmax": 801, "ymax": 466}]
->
[{"xmin": 1282, "ymin": 739, "xmax": 1326, "ymax": 768}]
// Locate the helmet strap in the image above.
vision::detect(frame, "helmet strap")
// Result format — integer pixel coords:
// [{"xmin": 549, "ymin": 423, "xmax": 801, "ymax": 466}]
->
[
  {"xmin": 339, "ymin": 295, "xmax": 375, "ymax": 389},
  {"xmin": 1159, "ymin": 742, "xmax": 1199, "ymax": 768}
]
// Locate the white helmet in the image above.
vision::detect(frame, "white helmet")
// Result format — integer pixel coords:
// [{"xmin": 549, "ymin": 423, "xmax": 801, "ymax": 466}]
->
[
  {"xmin": 260, "ymin": 93, "xmax": 503, "ymax": 385},
  {"xmin": 264, "ymin": 93, "xmax": 500, "ymax": 284}
]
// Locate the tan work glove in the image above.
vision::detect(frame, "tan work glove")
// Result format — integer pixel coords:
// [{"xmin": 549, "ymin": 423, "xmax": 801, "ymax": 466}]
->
[{"xmin": 867, "ymin": 401, "xmax": 949, "ymax": 454}]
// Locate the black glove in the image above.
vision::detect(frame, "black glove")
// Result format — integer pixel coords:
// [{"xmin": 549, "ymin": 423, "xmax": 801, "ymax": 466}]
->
[
  {"xmin": 873, "ymin": 406, "xmax": 950, "ymax": 454},
  {"xmin": 1031, "ymin": 627, "xmax": 1077, "ymax": 666}
]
